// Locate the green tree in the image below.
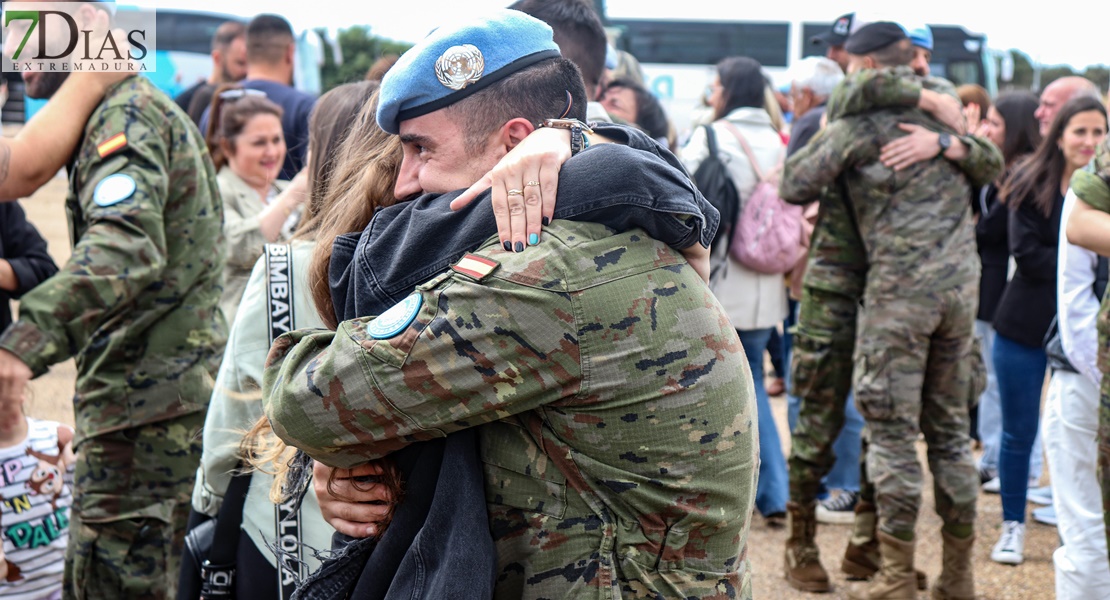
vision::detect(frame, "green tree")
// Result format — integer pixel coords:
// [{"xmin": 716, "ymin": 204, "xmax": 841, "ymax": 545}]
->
[{"xmin": 318, "ymin": 27, "xmax": 412, "ymax": 92}]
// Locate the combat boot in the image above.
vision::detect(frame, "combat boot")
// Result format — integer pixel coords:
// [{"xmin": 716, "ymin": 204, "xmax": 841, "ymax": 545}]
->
[
  {"xmin": 847, "ymin": 531, "xmax": 917, "ymax": 600},
  {"xmin": 842, "ymin": 501, "xmax": 927, "ymax": 590},
  {"xmin": 783, "ymin": 501, "xmax": 830, "ymax": 593},
  {"xmin": 931, "ymin": 530, "xmax": 975, "ymax": 600}
]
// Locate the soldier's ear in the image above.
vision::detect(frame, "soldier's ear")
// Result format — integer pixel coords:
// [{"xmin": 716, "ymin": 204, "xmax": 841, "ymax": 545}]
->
[{"xmin": 500, "ymin": 118, "xmax": 536, "ymax": 152}]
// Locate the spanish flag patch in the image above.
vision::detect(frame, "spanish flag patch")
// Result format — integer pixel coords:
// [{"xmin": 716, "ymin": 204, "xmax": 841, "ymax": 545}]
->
[
  {"xmin": 451, "ymin": 253, "xmax": 499, "ymax": 281},
  {"xmin": 96, "ymin": 133, "xmax": 127, "ymax": 158}
]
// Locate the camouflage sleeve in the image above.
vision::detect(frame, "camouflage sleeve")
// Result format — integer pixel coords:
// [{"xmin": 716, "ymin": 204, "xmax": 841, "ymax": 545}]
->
[
  {"xmin": 0, "ymin": 106, "xmax": 169, "ymax": 376},
  {"xmin": 951, "ymin": 134, "xmax": 1004, "ymax": 188},
  {"xmin": 263, "ymin": 275, "xmax": 582, "ymax": 469},
  {"xmin": 1073, "ymin": 145, "xmax": 1110, "ymax": 213},
  {"xmin": 779, "ymin": 119, "xmax": 870, "ymax": 204},
  {"xmin": 826, "ymin": 68, "xmax": 921, "ymax": 121}
]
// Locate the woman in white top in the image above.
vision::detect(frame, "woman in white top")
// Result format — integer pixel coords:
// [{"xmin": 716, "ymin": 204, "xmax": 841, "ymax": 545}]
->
[
  {"xmin": 681, "ymin": 56, "xmax": 790, "ymax": 523},
  {"xmin": 205, "ymin": 88, "xmax": 307, "ymax": 325}
]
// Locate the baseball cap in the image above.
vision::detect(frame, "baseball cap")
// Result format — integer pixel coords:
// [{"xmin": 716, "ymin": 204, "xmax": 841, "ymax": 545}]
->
[
  {"xmin": 845, "ymin": 22, "xmax": 909, "ymax": 55},
  {"xmin": 811, "ymin": 13, "xmax": 856, "ymax": 47},
  {"xmin": 377, "ymin": 9, "xmax": 561, "ymax": 135}
]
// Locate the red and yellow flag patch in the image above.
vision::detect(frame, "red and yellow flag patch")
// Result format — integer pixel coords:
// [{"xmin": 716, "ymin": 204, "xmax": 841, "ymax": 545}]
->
[
  {"xmin": 96, "ymin": 133, "xmax": 127, "ymax": 158},
  {"xmin": 451, "ymin": 253, "xmax": 499, "ymax": 281}
]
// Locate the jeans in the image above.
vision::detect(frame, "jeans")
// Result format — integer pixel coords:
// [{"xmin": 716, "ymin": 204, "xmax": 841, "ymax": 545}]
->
[
  {"xmin": 994, "ymin": 332, "xmax": 1048, "ymax": 523},
  {"xmin": 976, "ymin": 321, "xmax": 1043, "ymax": 479},
  {"xmin": 737, "ymin": 327, "xmax": 788, "ymax": 516}
]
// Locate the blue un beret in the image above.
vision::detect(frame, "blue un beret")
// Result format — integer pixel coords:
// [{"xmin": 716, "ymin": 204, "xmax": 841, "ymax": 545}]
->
[
  {"xmin": 377, "ymin": 9, "xmax": 562, "ymax": 134},
  {"xmin": 905, "ymin": 23, "xmax": 934, "ymax": 51}
]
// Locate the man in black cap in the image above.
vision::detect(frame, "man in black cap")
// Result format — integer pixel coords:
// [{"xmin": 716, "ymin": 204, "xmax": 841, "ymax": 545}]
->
[
  {"xmin": 810, "ymin": 12, "xmax": 859, "ymax": 71},
  {"xmin": 781, "ymin": 21, "xmax": 1002, "ymax": 600}
]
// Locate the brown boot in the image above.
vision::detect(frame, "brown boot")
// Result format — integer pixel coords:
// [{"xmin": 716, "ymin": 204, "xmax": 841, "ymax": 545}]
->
[
  {"xmin": 932, "ymin": 530, "xmax": 975, "ymax": 600},
  {"xmin": 783, "ymin": 501, "xmax": 831, "ymax": 593},
  {"xmin": 842, "ymin": 502, "xmax": 927, "ymax": 590},
  {"xmin": 847, "ymin": 531, "xmax": 918, "ymax": 600}
]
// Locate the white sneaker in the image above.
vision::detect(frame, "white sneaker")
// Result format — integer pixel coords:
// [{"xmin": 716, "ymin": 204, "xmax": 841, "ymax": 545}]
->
[
  {"xmin": 991, "ymin": 521, "xmax": 1026, "ymax": 565},
  {"xmin": 1032, "ymin": 505, "xmax": 1057, "ymax": 526},
  {"xmin": 982, "ymin": 476, "xmax": 1000, "ymax": 493},
  {"xmin": 816, "ymin": 490, "xmax": 858, "ymax": 525},
  {"xmin": 1028, "ymin": 485, "xmax": 1053, "ymax": 506}
]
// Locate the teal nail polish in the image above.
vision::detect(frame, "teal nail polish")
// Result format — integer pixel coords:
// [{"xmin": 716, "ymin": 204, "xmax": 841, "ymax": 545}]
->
[{"xmin": 529, "ymin": 233, "xmax": 539, "ymax": 245}]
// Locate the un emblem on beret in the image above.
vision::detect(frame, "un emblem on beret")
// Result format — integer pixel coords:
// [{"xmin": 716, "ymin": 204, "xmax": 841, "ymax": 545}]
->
[{"xmin": 435, "ymin": 44, "xmax": 485, "ymax": 90}]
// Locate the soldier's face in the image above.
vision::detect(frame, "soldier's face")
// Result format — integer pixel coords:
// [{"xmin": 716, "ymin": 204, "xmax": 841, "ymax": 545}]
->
[
  {"xmin": 396, "ymin": 109, "xmax": 502, "ymax": 198},
  {"xmin": 911, "ymin": 47, "xmax": 931, "ymax": 77}
]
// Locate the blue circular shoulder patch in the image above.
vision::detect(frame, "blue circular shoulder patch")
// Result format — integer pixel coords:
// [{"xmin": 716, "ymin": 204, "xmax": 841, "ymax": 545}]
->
[
  {"xmin": 367, "ymin": 293, "xmax": 423, "ymax": 340},
  {"xmin": 93, "ymin": 174, "xmax": 137, "ymax": 207}
]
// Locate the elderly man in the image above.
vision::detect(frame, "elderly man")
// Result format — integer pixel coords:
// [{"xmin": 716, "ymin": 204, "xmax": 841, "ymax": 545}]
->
[
  {"xmin": 1036, "ymin": 76, "xmax": 1099, "ymax": 136},
  {"xmin": 263, "ymin": 9, "xmax": 756, "ymax": 599},
  {"xmin": 788, "ymin": 56, "xmax": 844, "ymax": 156}
]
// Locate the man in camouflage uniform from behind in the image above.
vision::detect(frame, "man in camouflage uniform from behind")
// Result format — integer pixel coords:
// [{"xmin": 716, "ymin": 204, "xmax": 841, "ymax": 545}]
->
[
  {"xmin": 1067, "ymin": 146, "xmax": 1110, "ymax": 568},
  {"xmin": 0, "ymin": 3, "xmax": 226, "ymax": 597},
  {"xmin": 781, "ymin": 59, "xmax": 1002, "ymax": 594},
  {"xmin": 780, "ymin": 22, "xmax": 1002, "ymax": 600},
  {"xmin": 263, "ymin": 9, "xmax": 757, "ymax": 599}
]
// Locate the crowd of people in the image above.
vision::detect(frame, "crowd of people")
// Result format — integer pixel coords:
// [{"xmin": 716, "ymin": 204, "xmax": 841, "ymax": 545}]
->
[{"xmin": 0, "ymin": 1, "xmax": 1106, "ymax": 599}]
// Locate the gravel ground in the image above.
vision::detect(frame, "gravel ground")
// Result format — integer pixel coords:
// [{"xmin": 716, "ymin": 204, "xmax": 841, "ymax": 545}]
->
[{"xmin": 16, "ymin": 172, "xmax": 1059, "ymax": 598}]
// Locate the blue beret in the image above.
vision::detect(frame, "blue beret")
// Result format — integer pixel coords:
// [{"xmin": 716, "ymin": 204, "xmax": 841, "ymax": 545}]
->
[
  {"xmin": 377, "ymin": 9, "xmax": 562, "ymax": 134},
  {"xmin": 905, "ymin": 24, "xmax": 933, "ymax": 51}
]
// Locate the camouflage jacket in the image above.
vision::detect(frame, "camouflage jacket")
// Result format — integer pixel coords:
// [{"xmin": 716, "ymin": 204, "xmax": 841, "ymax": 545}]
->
[
  {"xmin": 789, "ymin": 67, "xmax": 1004, "ymax": 297},
  {"xmin": 0, "ymin": 77, "xmax": 227, "ymax": 443},
  {"xmin": 781, "ymin": 66, "xmax": 1002, "ymax": 298},
  {"xmin": 264, "ymin": 220, "xmax": 757, "ymax": 599}
]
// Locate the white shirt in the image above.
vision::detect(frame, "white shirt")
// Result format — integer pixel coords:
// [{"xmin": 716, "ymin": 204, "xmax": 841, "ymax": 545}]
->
[{"xmin": 1058, "ymin": 190, "xmax": 1102, "ymax": 386}]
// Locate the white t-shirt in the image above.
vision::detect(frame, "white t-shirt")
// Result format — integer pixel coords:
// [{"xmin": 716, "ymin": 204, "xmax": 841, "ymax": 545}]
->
[{"xmin": 0, "ymin": 418, "xmax": 73, "ymax": 600}]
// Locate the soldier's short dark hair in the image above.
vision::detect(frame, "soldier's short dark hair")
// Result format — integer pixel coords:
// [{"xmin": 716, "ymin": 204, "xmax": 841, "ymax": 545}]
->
[
  {"xmin": 247, "ymin": 14, "xmax": 294, "ymax": 66},
  {"xmin": 447, "ymin": 58, "xmax": 587, "ymax": 153},
  {"xmin": 509, "ymin": 0, "xmax": 607, "ymax": 98},
  {"xmin": 212, "ymin": 21, "xmax": 246, "ymax": 53}
]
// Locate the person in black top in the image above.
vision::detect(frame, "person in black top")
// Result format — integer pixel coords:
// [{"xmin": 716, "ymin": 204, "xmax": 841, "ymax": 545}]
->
[
  {"xmin": 989, "ymin": 95, "xmax": 1107, "ymax": 566},
  {"xmin": 0, "ymin": 203, "xmax": 57, "ymax": 331},
  {"xmin": 174, "ymin": 21, "xmax": 247, "ymax": 126},
  {"xmin": 971, "ymin": 91, "xmax": 1040, "ymax": 485}
]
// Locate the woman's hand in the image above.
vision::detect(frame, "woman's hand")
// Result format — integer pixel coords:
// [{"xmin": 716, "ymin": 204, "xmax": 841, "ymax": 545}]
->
[
  {"xmin": 313, "ymin": 460, "xmax": 400, "ymax": 538},
  {"xmin": 963, "ymin": 102, "xmax": 982, "ymax": 134},
  {"xmin": 259, "ymin": 170, "xmax": 309, "ymax": 242},
  {"xmin": 450, "ymin": 127, "xmax": 572, "ymax": 251}
]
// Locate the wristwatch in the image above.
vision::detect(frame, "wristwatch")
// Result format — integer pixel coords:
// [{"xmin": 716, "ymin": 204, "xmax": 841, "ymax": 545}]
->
[
  {"xmin": 539, "ymin": 118, "xmax": 593, "ymax": 156},
  {"xmin": 936, "ymin": 132, "xmax": 952, "ymax": 157}
]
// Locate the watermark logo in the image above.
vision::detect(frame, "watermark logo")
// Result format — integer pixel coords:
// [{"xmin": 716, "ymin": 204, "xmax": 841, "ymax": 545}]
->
[{"xmin": 2, "ymin": 2, "xmax": 155, "ymax": 73}]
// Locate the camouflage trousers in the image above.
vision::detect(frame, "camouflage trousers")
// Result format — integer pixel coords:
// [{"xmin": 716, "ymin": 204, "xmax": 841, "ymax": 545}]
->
[
  {"xmin": 854, "ymin": 285, "xmax": 980, "ymax": 539},
  {"xmin": 788, "ymin": 284, "xmax": 863, "ymax": 503},
  {"xmin": 64, "ymin": 411, "xmax": 204, "ymax": 600}
]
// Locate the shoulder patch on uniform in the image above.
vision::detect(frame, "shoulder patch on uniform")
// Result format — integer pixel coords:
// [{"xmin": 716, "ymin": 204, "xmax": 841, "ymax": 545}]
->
[
  {"xmin": 96, "ymin": 133, "xmax": 128, "ymax": 158},
  {"xmin": 451, "ymin": 253, "xmax": 500, "ymax": 281},
  {"xmin": 367, "ymin": 292, "xmax": 423, "ymax": 340},
  {"xmin": 92, "ymin": 174, "xmax": 136, "ymax": 207}
]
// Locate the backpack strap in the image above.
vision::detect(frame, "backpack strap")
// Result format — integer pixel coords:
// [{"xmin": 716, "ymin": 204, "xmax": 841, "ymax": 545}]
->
[
  {"xmin": 265, "ymin": 243, "xmax": 297, "ymax": 345},
  {"xmin": 716, "ymin": 120, "xmax": 785, "ymax": 183},
  {"xmin": 703, "ymin": 124, "xmax": 722, "ymax": 161}
]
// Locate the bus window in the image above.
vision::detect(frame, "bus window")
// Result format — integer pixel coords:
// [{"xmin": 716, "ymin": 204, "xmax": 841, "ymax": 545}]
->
[{"xmin": 610, "ymin": 19, "xmax": 790, "ymax": 68}]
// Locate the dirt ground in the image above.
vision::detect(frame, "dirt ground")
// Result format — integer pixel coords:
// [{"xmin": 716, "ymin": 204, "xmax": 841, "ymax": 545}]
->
[{"xmin": 16, "ymin": 172, "xmax": 1058, "ymax": 598}]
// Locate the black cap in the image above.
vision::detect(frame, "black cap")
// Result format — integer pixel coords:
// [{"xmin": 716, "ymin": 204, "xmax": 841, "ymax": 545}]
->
[
  {"xmin": 844, "ymin": 22, "xmax": 908, "ymax": 55},
  {"xmin": 811, "ymin": 13, "xmax": 855, "ymax": 47}
]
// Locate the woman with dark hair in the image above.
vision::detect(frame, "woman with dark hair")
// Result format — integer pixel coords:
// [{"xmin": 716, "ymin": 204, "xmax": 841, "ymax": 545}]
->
[
  {"xmin": 205, "ymin": 86, "xmax": 306, "ymax": 324},
  {"xmin": 972, "ymin": 91, "xmax": 1041, "ymax": 488},
  {"xmin": 989, "ymin": 95, "xmax": 1107, "ymax": 565},
  {"xmin": 599, "ymin": 77, "xmax": 675, "ymax": 150},
  {"xmin": 681, "ymin": 55, "xmax": 790, "ymax": 526}
]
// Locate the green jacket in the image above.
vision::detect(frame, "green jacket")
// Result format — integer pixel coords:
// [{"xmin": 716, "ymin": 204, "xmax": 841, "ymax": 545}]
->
[
  {"xmin": 781, "ymin": 66, "xmax": 1003, "ymax": 299},
  {"xmin": 787, "ymin": 67, "xmax": 1004, "ymax": 297},
  {"xmin": 263, "ymin": 220, "xmax": 757, "ymax": 599},
  {"xmin": 0, "ymin": 77, "xmax": 227, "ymax": 443}
]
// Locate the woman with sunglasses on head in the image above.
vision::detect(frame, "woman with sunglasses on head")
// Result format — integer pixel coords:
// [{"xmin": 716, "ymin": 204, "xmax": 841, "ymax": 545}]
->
[{"xmin": 206, "ymin": 85, "xmax": 306, "ymax": 325}]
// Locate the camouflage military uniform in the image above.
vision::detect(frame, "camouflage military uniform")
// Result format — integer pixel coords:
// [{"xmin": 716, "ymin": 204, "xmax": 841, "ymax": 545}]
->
[
  {"xmin": 1070, "ymin": 147, "xmax": 1110, "ymax": 565},
  {"xmin": 264, "ymin": 221, "xmax": 757, "ymax": 599},
  {"xmin": 780, "ymin": 66, "xmax": 1002, "ymax": 539},
  {"xmin": 787, "ymin": 68, "xmax": 1004, "ymax": 513},
  {"xmin": 0, "ymin": 77, "xmax": 226, "ymax": 599}
]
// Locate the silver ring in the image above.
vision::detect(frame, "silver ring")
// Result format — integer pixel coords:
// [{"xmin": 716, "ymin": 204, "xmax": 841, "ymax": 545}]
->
[
  {"xmin": 507, "ymin": 189, "xmax": 524, "ymax": 196},
  {"xmin": 525, "ymin": 180, "xmax": 540, "ymax": 187}
]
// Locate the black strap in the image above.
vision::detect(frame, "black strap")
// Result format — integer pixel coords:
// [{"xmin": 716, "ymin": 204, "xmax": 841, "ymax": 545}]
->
[
  {"xmin": 703, "ymin": 123, "xmax": 720, "ymax": 158},
  {"xmin": 265, "ymin": 244, "xmax": 296, "ymax": 346},
  {"xmin": 1095, "ymin": 255, "xmax": 1109, "ymax": 300},
  {"xmin": 208, "ymin": 470, "xmax": 252, "ymax": 565}
]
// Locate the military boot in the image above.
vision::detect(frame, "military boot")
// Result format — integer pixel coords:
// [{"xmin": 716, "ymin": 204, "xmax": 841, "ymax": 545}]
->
[
  {"xmin": 846, "ymin": 531, "xmax": 917, "ymax": 600},
  {"xmin": 783, "ymin": 501, "xmax": 831, "ymax": 592},
  {"xmin": 931, "ymin": 530, "xmax": 975, "ymax": 600},
  {"xmin": 842, "ymin": 501, "xmax": 927, "ymax": 590}
]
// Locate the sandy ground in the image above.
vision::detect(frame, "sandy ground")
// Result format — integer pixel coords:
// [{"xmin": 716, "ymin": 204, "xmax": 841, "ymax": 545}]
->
[{"xmin": 16, "ymin": 171, "xmax": 1058, "ymax": 598}]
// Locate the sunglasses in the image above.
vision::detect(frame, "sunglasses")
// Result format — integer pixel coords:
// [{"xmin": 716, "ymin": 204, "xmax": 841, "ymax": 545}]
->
[{"xmin": 218, "ymin": 88, "xmax": 267, "ymax": 101}]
